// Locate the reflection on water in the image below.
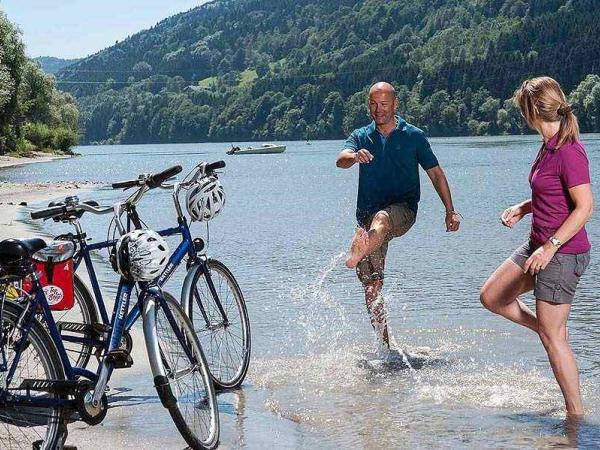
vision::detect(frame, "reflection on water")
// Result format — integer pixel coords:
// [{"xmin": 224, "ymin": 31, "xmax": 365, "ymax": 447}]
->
[{"xmin": 4, "ymin": 134, "xmax": 600, "ymax": 448}]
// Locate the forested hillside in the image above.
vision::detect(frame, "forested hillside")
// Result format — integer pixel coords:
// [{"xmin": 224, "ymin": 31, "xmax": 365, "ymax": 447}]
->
[
  {"xmin": 35, "ymin": 56, "xmax": 80, "ymax": 75},
  {"xmin": 56, "ymin": 0, "xmax": 600, "ymax": 144},
  {"xmin": 0, "ymin": 12, "xmax": 79, "ymax": 155}
]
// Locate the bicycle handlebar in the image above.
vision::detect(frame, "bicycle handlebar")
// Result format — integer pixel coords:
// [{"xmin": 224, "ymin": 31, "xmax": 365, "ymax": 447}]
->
[
  {"xmin": 31, "ymin": 201, "xmax": 113, "ymax": 221},
  {"xmin": 30, "ymin": 205, "xmax": 68, "ymax": 220},
  {"xmin": 111, "ymin": 165, "xmax": 182, "ymax": 190},
  {"xmin": 147, "ymin": 165, "xmax": 182, "ymax": 188},
  {"xmin": 111, "ymin": 179, "xmax": 140, "ymax": 189},
  {"xmin": 205, "ymin": 160, "xmax": 225, "ymax": 173}
]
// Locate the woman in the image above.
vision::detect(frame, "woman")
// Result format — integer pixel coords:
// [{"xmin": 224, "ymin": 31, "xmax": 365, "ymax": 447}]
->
[{"xmin": 480, "ymin": 76, "xmax": 593, "ymax": 417}]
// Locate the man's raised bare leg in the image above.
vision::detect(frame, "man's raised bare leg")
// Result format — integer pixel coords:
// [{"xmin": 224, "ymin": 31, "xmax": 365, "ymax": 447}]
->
[{"xmin": 346, "ymin": 212, "xmax": 391, "ymax": 268}]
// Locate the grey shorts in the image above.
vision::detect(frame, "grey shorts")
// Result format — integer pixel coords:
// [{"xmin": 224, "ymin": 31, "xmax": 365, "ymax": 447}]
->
[
  {"xmin": 356, "ymin": 203, "xmax": 416, "ymax": 285},
  {"xmin": 510, "ymin": 240, "xmax": 591, "ymax": 304}
]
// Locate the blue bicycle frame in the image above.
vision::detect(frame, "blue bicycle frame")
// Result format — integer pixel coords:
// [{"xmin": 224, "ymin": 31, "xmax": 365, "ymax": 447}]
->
[
  {"xmin": 63, "ymin": 216, "xmax": 227, "ymax": 351},
  {"xmin": 1, "ymin": 255, "xmax": 197, "ymax": 409}
]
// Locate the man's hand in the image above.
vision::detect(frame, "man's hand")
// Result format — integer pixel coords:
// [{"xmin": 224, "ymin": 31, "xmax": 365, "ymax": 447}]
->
[
  {"xmin": 354, "ymin": 149, "xmax": 374, "ymax": 164},
  {"xmin": 445, "ymin": 211, "xmax": 461, "ymax": 232},
  {"xmin": 501, "ymin": 204, "xmax": 525, "ymax": 228},
  {"xmin": 523, "ymin": 243, "xmax": 557, "ymax": 275}
]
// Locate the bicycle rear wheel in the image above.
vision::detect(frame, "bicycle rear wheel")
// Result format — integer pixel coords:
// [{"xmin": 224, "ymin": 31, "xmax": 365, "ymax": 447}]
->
[
  {"xmin": 183, "ymin": 259, "xmax": 251, "ymax": 389},
  {"xmin": 144, "ymin": 291, "xmax": 219, "ymax": 450},
  {"xmin": 0, "ymin": 300, "xmax": 66, "ymax": 450},
  {"xmin": 4, "ymin": 273, "xmax": 99, "ymax": 370},
  {"xmin": 52, "ymin": 273, "xmax": 98, "ymax": 369}
]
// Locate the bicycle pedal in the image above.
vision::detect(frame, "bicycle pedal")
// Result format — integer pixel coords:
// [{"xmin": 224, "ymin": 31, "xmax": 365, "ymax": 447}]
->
[
  {"xmin": 18, "ymin": 378, "xmax": 77, "ymax": 395},
  {"xmin": 105, "ymin": 349, "xmax": 133, "ymax": 369}
]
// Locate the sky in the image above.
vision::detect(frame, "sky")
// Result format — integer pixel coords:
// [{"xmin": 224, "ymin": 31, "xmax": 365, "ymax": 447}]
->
[{"xmin": 0, "ymin": 0, "xmax": 207, "ymax": 59}]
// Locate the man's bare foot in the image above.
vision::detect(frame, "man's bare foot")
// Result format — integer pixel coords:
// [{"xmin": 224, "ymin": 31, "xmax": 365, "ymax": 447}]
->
[{"xmin": 346, "ymin": 228, "xmax": 369, "ymax": 268}]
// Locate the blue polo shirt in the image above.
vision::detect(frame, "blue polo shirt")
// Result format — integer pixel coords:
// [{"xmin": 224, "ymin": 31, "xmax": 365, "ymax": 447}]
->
[{"xmin": 344, "ymin": 116, "xmax": 439, "ymax": 226}]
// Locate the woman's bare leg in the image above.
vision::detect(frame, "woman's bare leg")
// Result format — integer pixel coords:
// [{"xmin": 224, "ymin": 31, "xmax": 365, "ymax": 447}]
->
[
  {"xmin": 480, "ymin": 259, "xmax": 537, "ymax": 332},
  {"xmin": 537, "ymin": 300, "xmax": 583, "ymax": 416}
]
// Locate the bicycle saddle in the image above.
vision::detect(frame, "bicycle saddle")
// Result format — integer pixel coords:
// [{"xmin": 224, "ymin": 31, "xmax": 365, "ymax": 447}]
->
[{"xmin": 0, "ymin": 238, "xmax": 47, "ymax": 262}]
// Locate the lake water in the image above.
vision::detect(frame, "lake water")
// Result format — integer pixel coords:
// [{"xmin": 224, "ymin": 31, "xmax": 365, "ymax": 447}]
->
[{"xmin": 2, "ymin": 135, "xmax": 600, "ymax": 449}]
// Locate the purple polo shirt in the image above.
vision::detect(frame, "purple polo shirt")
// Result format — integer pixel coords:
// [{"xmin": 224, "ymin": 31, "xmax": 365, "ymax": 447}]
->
[{"xmin": 529, "ymin": 134, "xmax": 591, "ymax": 254}]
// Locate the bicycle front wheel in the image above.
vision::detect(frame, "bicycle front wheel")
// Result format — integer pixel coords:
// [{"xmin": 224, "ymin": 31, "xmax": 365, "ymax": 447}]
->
[
  {"xmin": 183, "ymin": 259, "xmax": 251, "ymax": 389},
  {"xmin": 0, "ymin": 300, "xmax": 66, "ymax": 450},
  {"xmin": 144, "ymin": 291, "xmax": 219, "ymax": 450}
]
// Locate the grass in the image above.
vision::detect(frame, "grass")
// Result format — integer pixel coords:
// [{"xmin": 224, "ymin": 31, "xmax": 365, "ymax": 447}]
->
[
  {"xmin": 197, "ymin": 76, "xmax": 218, "ymax": 89},
  {"xmin": 238, "ymin": 69, "xmax": 258, "ymax": 86},
  {"xmin": 197, "ymin": 69, "xmax": 258, "ymax": 91}
]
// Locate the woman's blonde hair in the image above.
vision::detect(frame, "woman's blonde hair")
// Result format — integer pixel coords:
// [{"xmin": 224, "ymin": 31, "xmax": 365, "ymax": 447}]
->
[{"xmin": 514, "ymin": 76, "xmax": 579, "ymax": 148}]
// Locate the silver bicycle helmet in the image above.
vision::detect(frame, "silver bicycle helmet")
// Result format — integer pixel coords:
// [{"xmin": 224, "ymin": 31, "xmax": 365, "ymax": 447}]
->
[
  {"xmin": 114, "ymin": 230, "xmax": 169, "ymax": 281},
  {"xmin": 186, "ymin": 176, "xmax": 226, "ymax": 222}
]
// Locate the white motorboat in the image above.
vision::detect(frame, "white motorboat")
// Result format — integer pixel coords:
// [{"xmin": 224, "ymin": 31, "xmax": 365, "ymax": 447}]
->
[{"xmin": 226, "ymin": 143, "xmax": 286, "ymax": 155}]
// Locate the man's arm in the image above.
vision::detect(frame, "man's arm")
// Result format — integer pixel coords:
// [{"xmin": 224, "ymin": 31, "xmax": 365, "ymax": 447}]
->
[
  {"xmin": 336, "ymin": 149, "xmax": 357, "ymax": 168},
  {"xmin": 426, "ymin": 165, "xmax": 460, "ymax": 232},
  {"xmin": 336, "ymin": 149, "xmax": 373, "ymax": 168}
]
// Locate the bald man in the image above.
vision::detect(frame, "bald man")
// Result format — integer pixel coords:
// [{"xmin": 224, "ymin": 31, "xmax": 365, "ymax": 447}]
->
[{"xmin": 336, "ymin": 82, "xmax": 461, "ymax": 359}]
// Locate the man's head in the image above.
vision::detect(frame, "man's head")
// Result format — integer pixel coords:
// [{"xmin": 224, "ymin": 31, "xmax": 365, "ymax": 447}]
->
[{"xmin": 368, "ymin": 82, "xmax": 399, "ymax": 127}]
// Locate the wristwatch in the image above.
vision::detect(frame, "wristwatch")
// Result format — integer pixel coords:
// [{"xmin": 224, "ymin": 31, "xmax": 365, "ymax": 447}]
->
[{"xmin": 549, "ymin": 236, "xmax": 562, "ymax": 248}]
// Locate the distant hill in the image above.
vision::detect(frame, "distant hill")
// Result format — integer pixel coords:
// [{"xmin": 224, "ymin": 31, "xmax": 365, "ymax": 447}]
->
[
  {"xmin": 56, "ymin": 0, "xmax": 600, "ymax": 144},
  {"xmin": 34, "ymin": 56, "xmax": 80, "ymax": 74}
]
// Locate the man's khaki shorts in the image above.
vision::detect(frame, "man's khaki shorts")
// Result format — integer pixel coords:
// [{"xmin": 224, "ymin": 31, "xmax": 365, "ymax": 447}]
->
[{"xmin": 356, "ymin": 203, "xmax": 416, "ymax": 285}]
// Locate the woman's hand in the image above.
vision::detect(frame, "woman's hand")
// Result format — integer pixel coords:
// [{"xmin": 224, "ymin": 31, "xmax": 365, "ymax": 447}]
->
[
  {"xmin": 501, "ymin": 204, "xmax": 525, "ymax": 228},
  {"xmin": 523, "ymin": 243, "xmax": 558, "ymax": 275}
]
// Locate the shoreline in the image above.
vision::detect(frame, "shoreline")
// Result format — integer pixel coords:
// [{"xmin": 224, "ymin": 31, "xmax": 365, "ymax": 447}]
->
[
  {"xmin": 0, "ymin": 151, "xmax": 73, "ymax": 170},
  {"xmin": 0, "ymin": 181, "xmax": 100, "ymax": 239}
]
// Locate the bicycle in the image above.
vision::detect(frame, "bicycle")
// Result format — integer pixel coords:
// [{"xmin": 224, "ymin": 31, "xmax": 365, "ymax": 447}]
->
[
  {"xmin": 0, "ymin": 166, "xmax": 220, "ymax": 449},
  {"xmin": 30, "ymin": 161, "xmax": 251, "ymax": 390}
]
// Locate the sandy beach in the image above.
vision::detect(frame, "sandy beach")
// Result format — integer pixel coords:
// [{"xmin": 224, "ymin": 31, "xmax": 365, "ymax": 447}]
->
[
  {"xmin": 0, "ymin": 152, "xmax": 72, "ymax": 170},
  {"xmin": 0, "ymin": 153, "xmax": 81, "ymax": 236},
  {"xmin": 0, "ymin": 181, "xmax": 95, "ymax": 238}
]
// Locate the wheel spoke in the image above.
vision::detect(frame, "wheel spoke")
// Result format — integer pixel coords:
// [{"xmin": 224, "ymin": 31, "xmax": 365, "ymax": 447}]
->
[
  {"xmin": 154, "ymin": 295, "xmax": 217, "ymax": 447},
  {"xmin": 189, "ymin": 261, "xmax": 250, "ymax": 388}
]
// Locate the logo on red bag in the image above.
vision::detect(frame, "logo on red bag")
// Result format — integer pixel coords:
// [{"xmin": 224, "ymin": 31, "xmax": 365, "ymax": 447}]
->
[{"xmin": 43, "ymin": 285, "xmax": 64, "ymax": 306}]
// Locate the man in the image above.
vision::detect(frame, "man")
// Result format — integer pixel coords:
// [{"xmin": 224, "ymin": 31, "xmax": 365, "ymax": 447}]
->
[{"xmin": 336, "ymin": 81, "xmax": 460, "ymax": 358}]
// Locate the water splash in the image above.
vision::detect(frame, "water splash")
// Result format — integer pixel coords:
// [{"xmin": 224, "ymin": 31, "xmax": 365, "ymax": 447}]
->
[{"xmin": 282, "ymin": 251, "xmax": 354, "ymax": 355}]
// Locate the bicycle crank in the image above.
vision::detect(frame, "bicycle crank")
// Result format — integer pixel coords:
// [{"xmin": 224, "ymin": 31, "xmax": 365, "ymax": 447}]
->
[{"xmin": 75, "ymin": 380, "xmax": 108, "ymax": 425}]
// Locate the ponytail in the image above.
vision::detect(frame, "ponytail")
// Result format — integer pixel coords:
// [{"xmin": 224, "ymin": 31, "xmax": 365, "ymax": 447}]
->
[{"xmin": 556, "ymin": 103, "xmax": 580, "ymax": 148}]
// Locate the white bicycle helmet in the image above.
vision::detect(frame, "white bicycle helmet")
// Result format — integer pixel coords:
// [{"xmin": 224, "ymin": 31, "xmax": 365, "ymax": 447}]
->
[
  {"xmin": 186, "ymin": 176, "xmax": 225, "ymax": 222},
  {"xmin": 114, "ymin": 230, "xmax": 169, "ymax": 281}
]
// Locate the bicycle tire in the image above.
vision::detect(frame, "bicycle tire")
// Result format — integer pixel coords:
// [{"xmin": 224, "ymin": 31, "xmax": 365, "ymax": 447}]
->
[
  {"xmin": 0, "ymin": 301, "xmax": 66, "ymax": 450},
  {"xmin": 144, "ymin": 290, "xmax": 220, "ymax": 450},
  {"xmin": 183, "ymin": 259, "xmax": 251, "ymax": 389}
]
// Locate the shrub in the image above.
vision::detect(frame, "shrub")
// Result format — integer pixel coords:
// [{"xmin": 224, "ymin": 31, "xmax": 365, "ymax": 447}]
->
[
  {"xmin": 22, "ymin": 122, "xmax": 53, "ymax": 149},
  {"xmin": 52, "ymin": 127, "xmax": 79, "ymax": 153},
  {"xmin": 14, "ymin": 137, "xmax": 36, "ymax": 155}
]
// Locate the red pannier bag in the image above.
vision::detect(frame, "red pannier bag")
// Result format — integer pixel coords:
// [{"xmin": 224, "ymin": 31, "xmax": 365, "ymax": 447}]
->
[{"xmin": 23, "ymin": 240, "xmax": 75, "ymax": 310}]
